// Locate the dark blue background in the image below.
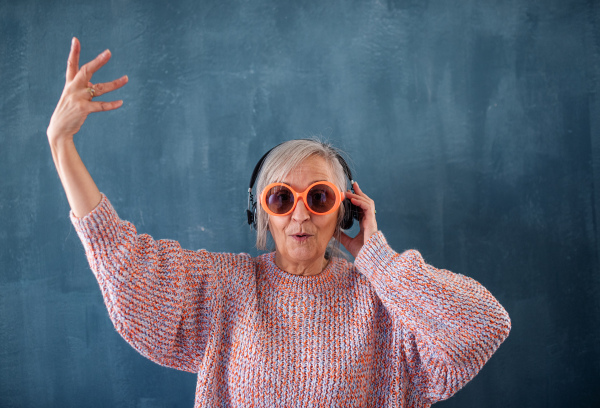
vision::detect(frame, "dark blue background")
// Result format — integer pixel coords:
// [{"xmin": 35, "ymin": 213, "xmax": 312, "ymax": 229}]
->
[{"xmin": 1, "ymin": 0, "xmax": 599, "ymax": 406}]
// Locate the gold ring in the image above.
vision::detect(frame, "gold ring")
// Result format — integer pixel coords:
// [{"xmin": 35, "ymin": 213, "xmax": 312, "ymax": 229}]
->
[{"xmin": 87, "ymin": 87, "xmax": 95, "ymax": 98}]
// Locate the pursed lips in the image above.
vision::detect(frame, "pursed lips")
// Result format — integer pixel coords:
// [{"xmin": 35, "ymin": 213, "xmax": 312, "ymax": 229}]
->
[{"xmin": 289, "ymin": 232, "xmax": 314, "ymax": 241}]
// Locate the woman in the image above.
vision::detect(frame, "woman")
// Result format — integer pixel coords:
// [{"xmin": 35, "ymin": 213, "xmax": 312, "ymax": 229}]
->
[{"xmin": 48, "ymin": 38, "xmax": 511, "ymax": 407}]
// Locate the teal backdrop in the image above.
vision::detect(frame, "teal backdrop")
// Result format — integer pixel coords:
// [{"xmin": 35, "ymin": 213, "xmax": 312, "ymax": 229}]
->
[{"xmin": 1, "ymin": 0, "xmax": 599, "ymax": 406}]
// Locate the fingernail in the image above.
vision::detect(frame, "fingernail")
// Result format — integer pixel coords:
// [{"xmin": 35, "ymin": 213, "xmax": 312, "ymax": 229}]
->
[
  {"xmin": 71, "ymin": 37, "xmax": 75, "ymax": 47},
  {"xmin": 102, "ymin": 49, "xmax": 110, "ymax": 57}
]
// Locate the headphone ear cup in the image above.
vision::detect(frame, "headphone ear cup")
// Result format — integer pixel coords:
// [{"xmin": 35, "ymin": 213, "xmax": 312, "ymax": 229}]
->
[
  {"xmin": 351, "ymin": 203, "xmax": 362, "ymax": 224},
  {"xmin": 341, "ymin": 199, "xmax": 354, "ymax": 230},
  {"xmin": 247, "ymin": 202, "xmax": 257, "ymax": 230},
  {"xmin": 341, "ymin": 199, "xmax": 363, "ymax": 230},
  {"xmin": 246, "ymin": 209, "xmax": 253, "ymax": 226}
]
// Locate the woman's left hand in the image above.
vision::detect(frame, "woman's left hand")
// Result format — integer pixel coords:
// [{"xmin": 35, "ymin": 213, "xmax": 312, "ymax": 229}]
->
[{"xmin": 338, "ymin": 182, "xmax": 378, "ymax": 258}]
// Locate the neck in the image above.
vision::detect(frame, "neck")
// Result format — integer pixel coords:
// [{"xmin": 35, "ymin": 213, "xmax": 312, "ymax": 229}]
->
[{"xmin": 274, "ymin": 252, "xmax": 329, "ymax": 277}]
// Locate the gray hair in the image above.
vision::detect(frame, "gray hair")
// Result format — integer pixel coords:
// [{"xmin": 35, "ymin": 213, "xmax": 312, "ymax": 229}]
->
[{"xmin": 255, "ymin": 138, "xmax": 349, "ymax": 252}]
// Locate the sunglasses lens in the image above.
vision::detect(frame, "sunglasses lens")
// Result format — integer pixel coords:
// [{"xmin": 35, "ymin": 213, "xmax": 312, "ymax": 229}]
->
[
  {"xmin": 307, "ymin": 184, "xmax": 337, "ymax": 213},
  {"xmin": 265, "ymin": 185, "xmax": 295, "ymax": 214}
]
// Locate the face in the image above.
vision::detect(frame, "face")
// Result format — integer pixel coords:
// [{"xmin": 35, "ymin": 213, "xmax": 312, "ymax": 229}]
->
[{"xmin": 268, "ymin": 155, "xmax": 340, "ymax": 273}]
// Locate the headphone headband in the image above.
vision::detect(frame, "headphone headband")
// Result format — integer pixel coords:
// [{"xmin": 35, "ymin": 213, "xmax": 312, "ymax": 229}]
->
[{"xmin": 248, "ymin": 140, "xmax": 353, "ymax": 191}]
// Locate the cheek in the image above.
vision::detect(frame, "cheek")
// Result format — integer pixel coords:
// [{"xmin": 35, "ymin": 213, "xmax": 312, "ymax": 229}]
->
[
  {"xmin": 268, "ymin": 216, "xmax": 288, "ymax": 236},
  {"xmin": 316, "ymin": 214, "xmax": 339, "ymax": 235}
]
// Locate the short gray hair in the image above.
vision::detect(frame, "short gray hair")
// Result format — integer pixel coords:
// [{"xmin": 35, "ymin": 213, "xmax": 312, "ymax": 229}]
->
[{"xmin": 255, "ymin": 138, "xmax": 349, "ymax": 251}]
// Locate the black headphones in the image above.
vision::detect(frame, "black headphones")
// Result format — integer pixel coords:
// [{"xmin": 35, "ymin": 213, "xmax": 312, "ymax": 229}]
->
[{"xmin": 247, "ymin": 141, "xmax": 361, "ymax": 231}]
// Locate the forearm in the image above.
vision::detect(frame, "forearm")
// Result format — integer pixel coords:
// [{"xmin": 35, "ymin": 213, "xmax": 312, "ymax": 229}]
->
[
  {"xmin": 47, "ymin": 38, "xmax": 127, "ymax": 218},
  {"xmin": 49, "ymin": 137, "xmax": 101, "ymax": 218}
]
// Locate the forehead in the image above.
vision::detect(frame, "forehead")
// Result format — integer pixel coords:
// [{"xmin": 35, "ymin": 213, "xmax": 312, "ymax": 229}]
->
[{"xmin": 282, "ymin": 155, "xmax": 333, "ymax": 186}]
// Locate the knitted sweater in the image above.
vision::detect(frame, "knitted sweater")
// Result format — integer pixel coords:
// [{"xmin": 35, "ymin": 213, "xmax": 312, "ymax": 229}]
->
[{"xmin": 70, "ymin": 194, "xmax": 511, "ymax": 408}]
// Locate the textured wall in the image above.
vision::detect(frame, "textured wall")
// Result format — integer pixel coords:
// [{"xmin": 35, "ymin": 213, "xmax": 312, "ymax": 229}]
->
[{"xmin": 1, "ymin": 0, "xmax": 599, "ymax": 406}]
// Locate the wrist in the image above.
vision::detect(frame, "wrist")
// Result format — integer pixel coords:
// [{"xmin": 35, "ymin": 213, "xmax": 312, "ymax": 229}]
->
[{"xmin": 47, "ymin": 131, "xmax": 75, "ymax": 152}]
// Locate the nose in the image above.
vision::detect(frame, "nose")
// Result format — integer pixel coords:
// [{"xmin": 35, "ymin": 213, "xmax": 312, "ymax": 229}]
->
[{"xmin": 291, "ymin": 198, "xmax": 311, "ymax": 223}]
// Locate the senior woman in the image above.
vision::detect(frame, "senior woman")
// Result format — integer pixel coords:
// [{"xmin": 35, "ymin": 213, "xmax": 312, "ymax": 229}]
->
[{"xmin": 48, "ymin": 39, "xmax": 510, "ymax": 408}]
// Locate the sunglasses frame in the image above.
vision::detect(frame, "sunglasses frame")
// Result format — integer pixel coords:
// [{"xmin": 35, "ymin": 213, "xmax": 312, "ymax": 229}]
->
[{"xmin": 260, "ymin": 181, "xmax": 344, "ymax": 217}]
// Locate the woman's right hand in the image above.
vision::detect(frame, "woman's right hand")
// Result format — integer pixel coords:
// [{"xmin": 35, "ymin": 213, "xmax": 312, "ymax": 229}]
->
[
  {"xmin": 47, "ymin": 38, "xmax": 128, "ymax": 218},
  {"xmin": 47, "ymin": 37, "xmax": 128, "ymax": 146}
]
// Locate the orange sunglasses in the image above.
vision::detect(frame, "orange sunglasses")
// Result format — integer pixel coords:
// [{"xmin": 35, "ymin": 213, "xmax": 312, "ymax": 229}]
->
[{"xmin": 260, "ymin": 181, "xmax": 344, "ymax": 217}]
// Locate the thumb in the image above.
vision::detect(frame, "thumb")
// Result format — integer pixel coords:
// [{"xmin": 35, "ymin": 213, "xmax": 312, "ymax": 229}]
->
[{"xmin": 337, "ymin": 230, "xmax": 353, "ymax": 252}]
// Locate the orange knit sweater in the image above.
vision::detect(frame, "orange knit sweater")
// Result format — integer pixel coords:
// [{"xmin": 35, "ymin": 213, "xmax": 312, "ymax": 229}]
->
[{"xmin": 71, "ymin": 194, "xmax": 510, "ymax": 407}]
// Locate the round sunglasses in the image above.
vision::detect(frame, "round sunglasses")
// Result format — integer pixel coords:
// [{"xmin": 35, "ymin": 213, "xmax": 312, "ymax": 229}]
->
[{"xmin": 260, "ymin": 181, "xmax": 343, "ymax": 217}]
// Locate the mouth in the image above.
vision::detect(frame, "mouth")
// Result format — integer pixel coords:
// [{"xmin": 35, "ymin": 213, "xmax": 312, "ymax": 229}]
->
[{"xmin": 290, "ymin": 233, "xmax": 313, "ymax": 241}]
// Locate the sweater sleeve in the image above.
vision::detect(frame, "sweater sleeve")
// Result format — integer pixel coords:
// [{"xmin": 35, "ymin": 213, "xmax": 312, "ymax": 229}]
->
[
  {"xmin": 70, "ymin": 194, "xmax": 218, "ymax": 373},
  {"xmin": 354, "ymin": 231, "xmax": 511, "ymax": 403}
]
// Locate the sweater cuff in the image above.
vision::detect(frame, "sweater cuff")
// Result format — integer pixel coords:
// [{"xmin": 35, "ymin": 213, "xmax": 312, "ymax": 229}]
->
[
  {"xmin": 69, "ymin": 193, "xmax": 122, "ymax": 250},
  {"xmin": 354, "ymin": 231, "xmax": 393, "ymax": 279}
]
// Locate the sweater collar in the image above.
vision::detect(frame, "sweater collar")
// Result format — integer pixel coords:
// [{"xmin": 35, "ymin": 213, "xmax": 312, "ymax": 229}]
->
[{"xmin": 259, "ymin": 252, "xmax": 348, "ymax": 295}]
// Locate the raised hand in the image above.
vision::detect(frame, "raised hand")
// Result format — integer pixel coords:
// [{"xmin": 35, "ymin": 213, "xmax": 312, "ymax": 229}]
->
[
  {"xmin": 338, "ymin": 182, "xmax": 378, "ymax": 258},
  {"xmin": 47, "ymin": 38, "xmax": 128, "ymax": 218},
  {"xmin": 47, "ymin": 37, "xmax": 128, "ymax": 144}
]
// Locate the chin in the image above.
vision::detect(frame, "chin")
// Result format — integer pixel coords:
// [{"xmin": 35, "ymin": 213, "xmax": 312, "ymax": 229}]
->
[
  {"xmin": 288, "ymin": 247, "xmax": 318, "ymax": 260},
  {"xmin": 286, "ymin": 242, "xmax": 322, "ymax": 262}
]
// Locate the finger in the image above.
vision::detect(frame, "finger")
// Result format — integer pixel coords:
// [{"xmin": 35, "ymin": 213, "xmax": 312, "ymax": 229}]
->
[
  {"xmin": 353, "ymin": 182, "xmax": 369, "ymax": 197},
  {"xmin": 66, "ymin": 37, "xmax": 80, "ymax": 82},
  {"xmin": 348, "ymin": 193, "xmax": 376, "ymax": 222},
  {"xmin": 348, "ymin": 195, "xmax": 377, "ymax": 241},
  {"xmin": 88, "ymin": 75, "xmax": 129, "ymax": 98},
  {"xmin": 345, "ymin": 190, "xmax": 361, "ymax": 199},
  {"xmin": 76, "ymin": 49, "xmax": 111, "ymax": 84},
  {"xmin": 80, "ymin": 87, "xmax": 95, "ymax": 100},
  {"xmin": 347, "ymin": 184, "xmax": 375, "ymax": 207},
  {"xmin": 346, "ymin": 191, "xmax": 374, "ymax": 207},
  {"xmin": 89, "ymin": 100, "xmax": 124, "ymax": 113},
  {"xmin": 347, "ymin": 199, "xmax": 371, "ymax": 226}
]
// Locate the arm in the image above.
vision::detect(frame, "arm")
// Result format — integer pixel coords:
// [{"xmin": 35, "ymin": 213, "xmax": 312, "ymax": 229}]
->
[
  {"xmin": 340, "ymin": 183, "xmax": 510, "ymax": 402},
  {"xmin": 47, "ymin": 37, "xmax": 128, "ymax": 217},
  {"xmin": 49, "ymin": 40, "xmax": 214, "ymax": 370},
  {"xmin": 71, "ymin": 194, "xmax": 217, "ymax": 372},
  {"xmin": 354, "ymin": 232, "xmax": 511, "ymax": 403}
]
